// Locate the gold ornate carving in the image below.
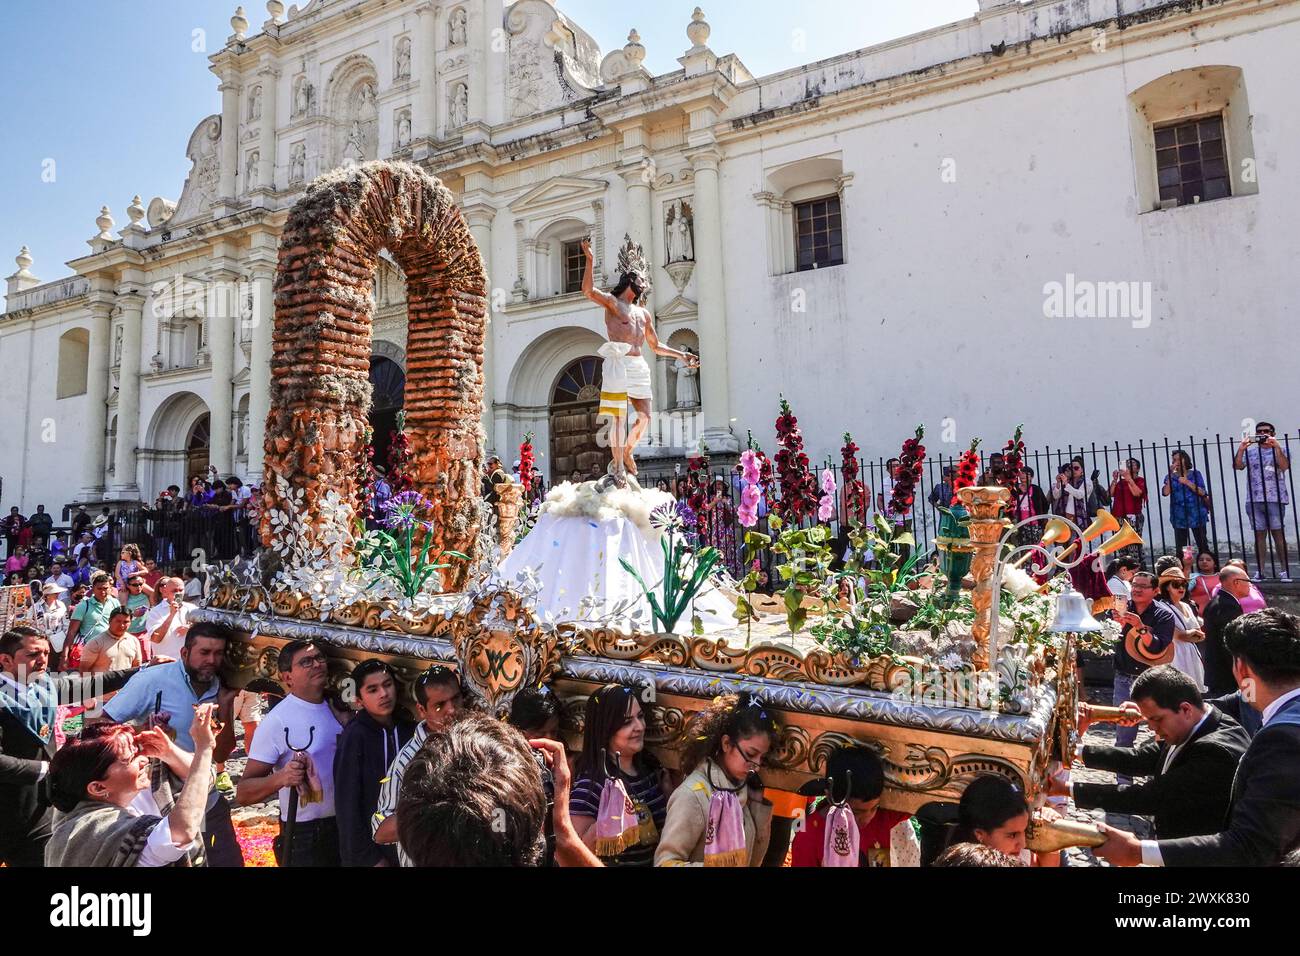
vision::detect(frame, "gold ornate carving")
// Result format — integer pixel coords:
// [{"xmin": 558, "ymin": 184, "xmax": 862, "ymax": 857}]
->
[
  {"xmin": 494, "ymin": 481, "xmax": 523, "ymax": 559},
  {"xmin": 449, "ymin": 589, "xmax": 562, "ymax": 718},
  {"xmin": 958, "ymin": 486, "xmax": 1011, "ymax": 672}
]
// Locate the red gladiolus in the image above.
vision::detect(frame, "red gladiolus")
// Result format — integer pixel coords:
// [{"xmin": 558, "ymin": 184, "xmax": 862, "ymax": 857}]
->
[
  {"xmin": 518, "ymin": 432, "xmax": 535, "ymax": 486},
  {"xmin": 888, "ymin": 425, "xmax": 927, "ymax": 521},
  {"xmin": 995, "ymin": 425, "xmax": 1025, "ymax": 486},
  {"xmin": 841, "ymin": 432, "xmax": 868, "ymax": 520},
  {"xmin": 687, "ymin": 449, "xmax": 711, "ymax": 540},
  {"xmin": 386, "ymin": 412, "xmax": 414, "ymax": 495},
  {"xmin": 773, "ymin": 397, "xmax": 818, "ymax": 523},
  {"xmin": 951, "ymin": 438, "xmax": 982, "ymax": 506}
]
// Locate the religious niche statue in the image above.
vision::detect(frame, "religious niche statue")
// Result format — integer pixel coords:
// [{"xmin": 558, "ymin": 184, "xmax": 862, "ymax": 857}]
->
[
  {"xmin": 665, "ymin": 199, "xmax": 695, "ymax": 263},
  {"xmin": 449, "ymin": 82, "xmax": 468, "ymax": 130},
  {"xmin": 289, "ymin": 142, "xmax": 306, "ymax": 183},
  {"xmin": 293, "ymin": 76, "xmax": 312, "ymax": 118},
  {"xmin": 357, "ymin": 81, "xmax": 377, "ymax": 115},
  {"xmin": 395, "ymin": 36, "xmax": 411, "ymax": 80},
  {"xmin": 449, "ymin": 7, "xmax": 468, "ymax": 47},
  {"xmin": 112, "ymin": 326, "xmax": 123, "ymax": 367},
  {"xmin": 248, "ymin": 85, "xmax": 262, "ymax": 122},
  {"xmin": 578, "ymin": 235, "xmax": 698, "ymax": 479},
  {"xmin": 341, "ymin": 79, "xmax": 379, "ymax": 165},
  {"xmin": 245, "ymin": 150, "xmax": 260, "ymax": 188},
  {"xmin": 673, "ymin": 347, "xmax": 701, "ymax": 409},
  {"xmin": 396, "ymin": 109, "xmax": 412, "ymax": 148},
  {"xmin": 343, "ymin": 121, "xmax": 366, "ymax": 164}
]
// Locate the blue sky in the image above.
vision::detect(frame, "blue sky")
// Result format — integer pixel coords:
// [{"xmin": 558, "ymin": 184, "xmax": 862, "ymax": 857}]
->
[{"xmin": 0, "ymin": 0, "xmax": 977, "ymax": 283}]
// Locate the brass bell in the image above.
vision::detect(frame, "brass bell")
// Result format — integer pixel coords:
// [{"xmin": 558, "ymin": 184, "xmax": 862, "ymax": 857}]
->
[{"xmin": 1047, "ymin": 586, "xmax": 1104, "ymax": 633}]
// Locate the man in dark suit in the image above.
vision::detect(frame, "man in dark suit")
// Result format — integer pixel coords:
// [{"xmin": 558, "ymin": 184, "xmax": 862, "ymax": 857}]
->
[
  {"xmin": 1202, "ymin": 565, "xmax": 1251, "ymax": 697},
  {"xmin": 0, "ymin": 626, "xmax": 138, "ymax": 866},
  {"xmin": 1051, "ymin": 666, "xmax": 1248, "ymax": 840},
  {"xmin": 1209, "ymin": 689, "xmax": 1263, "ymax": 738},
  {"xmin": 1098, "ymin": 608, "xmax": 1300, "ymax": 866}
]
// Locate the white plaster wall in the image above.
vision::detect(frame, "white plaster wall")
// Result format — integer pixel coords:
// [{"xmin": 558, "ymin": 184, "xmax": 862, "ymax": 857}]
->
[
  {"xmin": 717, "ymin": 21, "xmax": 1300, "ymax": 464},
  {"xmin": 0, "ymin": 309, "xmax": 96, "ymax": 513}
]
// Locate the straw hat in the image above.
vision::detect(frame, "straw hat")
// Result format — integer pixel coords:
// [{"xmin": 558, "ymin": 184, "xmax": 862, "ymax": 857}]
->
[
  {"xmin": 1157, "ymin": 567, "xmax": 1188, "ymax": 586},
  {"xmin": 40, "ymin": 582, "xmax": 67, "ymax": 596}
]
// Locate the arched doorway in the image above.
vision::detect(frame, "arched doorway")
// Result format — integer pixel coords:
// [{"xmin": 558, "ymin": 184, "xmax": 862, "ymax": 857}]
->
[
  {"xmin": 369, "ymin": 355, "xmax": 406, "ymax": 470},
  {"xmin": 549, "ymin": 356, "xmax": 609, "ymax": 482},
  {"xmin": 187, "ymin": 415, "xmax": 211, "ymax": 482}
]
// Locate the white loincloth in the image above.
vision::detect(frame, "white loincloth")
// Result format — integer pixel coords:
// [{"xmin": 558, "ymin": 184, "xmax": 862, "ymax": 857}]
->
[{"xmin": 598, "ymin": 341, "xmax": 652, "ymax": 416}]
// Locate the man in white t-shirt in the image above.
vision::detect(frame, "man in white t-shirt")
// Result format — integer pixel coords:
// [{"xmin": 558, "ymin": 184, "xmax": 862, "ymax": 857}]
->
[
  {"xmin": 236, "ymin": 640, "xmax": 347, "ymax": 866},
  {"xmin": 144, "ymin": 577, "xmax": 195, "ymax": 660}
]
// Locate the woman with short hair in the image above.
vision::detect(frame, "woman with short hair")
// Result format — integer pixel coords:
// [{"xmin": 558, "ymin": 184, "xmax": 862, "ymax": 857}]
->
[{"xmin": 45, "ymin": 706, "xmax": 217, "ymax": 867}]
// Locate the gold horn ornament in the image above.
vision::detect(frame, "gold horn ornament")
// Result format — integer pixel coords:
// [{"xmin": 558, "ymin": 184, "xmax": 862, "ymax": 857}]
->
[
  {"xmin": 1039, "ymin": 518, "xmax": 1072, "ymax": 547},
  {"xmin": 1097, "ymin": 521, "xmax": 1143, "ymax": 556},
  {"xmin": 1026, "ymin": 815, "xmax": 1107, "ymax": 853},
  {"xmin": 1081, "ymin": 509, "xmax": 1120, "ymax": 542}
]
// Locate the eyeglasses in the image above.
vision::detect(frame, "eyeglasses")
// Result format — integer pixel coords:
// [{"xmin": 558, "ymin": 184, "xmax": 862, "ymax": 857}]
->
[
  {"xmin": 732, "ymin": 741, "xmax": 765, "ymax": 769},
  {"xmin": 1167, "ymin": 584, "xmax": 1186, "ymax": 591},
  {"xmin": 294, "ymin": 653, "xmax": 327, "ymax": 669}
]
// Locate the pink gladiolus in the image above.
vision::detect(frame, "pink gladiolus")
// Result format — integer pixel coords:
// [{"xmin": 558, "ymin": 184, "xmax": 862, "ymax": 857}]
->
[
  {"xmin": 739, "ymin": 484, "xmax": 761, "ymax": 528},
  {"xmin": 818, "ymin": 468, "xmax": 837, "ymax": 522},
  {"xmin": 740, "ymin": 450, "xmax": 761, "ymax": 484}
]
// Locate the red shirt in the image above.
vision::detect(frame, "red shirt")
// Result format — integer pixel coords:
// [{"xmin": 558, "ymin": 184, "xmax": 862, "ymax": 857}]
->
[
  {"xmin": 1112, "ymin": 476, "xmax": 1147, "ymax": 518},
  {"xmin": 790, "ymin": 799, "xmax": 911, "ymax": 867}
]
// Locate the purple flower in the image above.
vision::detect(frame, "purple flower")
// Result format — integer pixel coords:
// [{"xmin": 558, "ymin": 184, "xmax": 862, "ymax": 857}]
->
[
  {"xmin": 651, "ymin": 501, "xmax": 685, "ymax": 535},
  {"xmin": 383, "ymin": 490, "xmax": 432, "ymax": 532}
]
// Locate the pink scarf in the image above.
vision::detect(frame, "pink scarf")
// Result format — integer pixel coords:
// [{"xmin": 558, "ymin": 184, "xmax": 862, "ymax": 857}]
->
[
  {"xmin": 704, "ymin": 789, "xmax": 747, "ymax": 867},
  {"xmin": 822, "ymin": 803, "xmax": 861, "ymax": 867},
  {"xmin": 594, "ymin": 776, "xmax": 643, "ymax": 856}
]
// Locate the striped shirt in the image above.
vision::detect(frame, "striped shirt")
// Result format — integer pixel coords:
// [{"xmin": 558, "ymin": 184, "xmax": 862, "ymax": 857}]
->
[
  {"xmin": 372, "ymin": 722, "xmax": 428, "ymax": 868},
  {"xmin": 570, "ymin": 769, "xmax": 667, "ymax": 867}
]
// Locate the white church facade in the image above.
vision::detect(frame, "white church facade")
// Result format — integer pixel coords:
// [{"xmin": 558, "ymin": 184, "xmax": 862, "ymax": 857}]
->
[{"xmin": 2, "ymin": 0, "xmax": 1298, "ymax": 513}]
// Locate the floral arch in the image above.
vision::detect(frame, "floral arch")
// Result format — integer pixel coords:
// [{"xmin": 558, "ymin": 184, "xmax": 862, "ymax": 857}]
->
[{"xmin": 261, "ymin": 160, "xmax": 488, "ymax": 590}]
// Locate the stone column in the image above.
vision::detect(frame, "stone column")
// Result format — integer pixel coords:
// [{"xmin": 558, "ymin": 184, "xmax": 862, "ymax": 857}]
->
[
  {"xmin": 256, "ymin": 65, "xmax": 280, "ymax": 191},
  {"xmin": 81, "ymin": 295, "xmax": 114, "ymax": 499},
  {"xmin": 412, "ymin": 3, "xmax": 438, "ymax": 142},
  {"xmin": 111, "ymin": 290, "xmax": 145, "ymax": 496},
  {"xmin": 468, "ymin": 2, "xmax": 487, "ymax": 123},
  {"xmin": 207, "ymin": 274, "xmax": 237, "ymax": 476},
  {"xmin": 245, "ymin": 263, "xmax": 275, "ymax": 483},
  {"xmin": 464, "ymin": 205, "xmax": 495, "ymax": 452},
  {"xmin": 620, "ymin": 164, "xmax": 653, "ymax": 259},
  {"xmin": 218, "ymin": 74, "xmax": 241, "ymax": 201},
  {"xmin": 686, "ymin": 147, "xmax": 736, "ymax": 451}
]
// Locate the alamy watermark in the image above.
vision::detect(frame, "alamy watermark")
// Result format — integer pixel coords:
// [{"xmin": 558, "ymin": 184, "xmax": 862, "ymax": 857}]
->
[{"xmin": 1042, "ymin": 273, "xmax": 1152, "ymax": 329}]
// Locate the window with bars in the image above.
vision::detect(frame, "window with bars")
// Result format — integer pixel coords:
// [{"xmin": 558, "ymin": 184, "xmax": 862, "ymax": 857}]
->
[
  {"xmin": 562, "ymin": 240, "xmax": 585, "ymax": 294},
  {"xmin": 1156, "ymin": 114, "xmax": 1231, "ymax": 207},
  {"xmin": 794, "ymin": 195, "xmax": 844, "ymax": 272}
]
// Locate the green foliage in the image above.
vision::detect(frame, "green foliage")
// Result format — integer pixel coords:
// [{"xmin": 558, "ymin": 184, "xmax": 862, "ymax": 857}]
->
[
  {"xmin": 620, "ymin": 531, "xmax": 721, "ymax": 634},
  {"xmin": 358, "ymin": 527, "xmax": 466, "ymax": 602}
]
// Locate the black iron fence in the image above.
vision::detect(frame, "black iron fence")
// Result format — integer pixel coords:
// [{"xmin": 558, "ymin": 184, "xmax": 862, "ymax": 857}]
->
[
  {"xmin": 27, "ymin": 431, "xmax": 1294, "ymax": 582},
  {"xmin": 81, "ymin": 507, "xmax": 257, "ymax": 573},
  {"xmin": 637, "ymin": 431, "xmax": 1300, "ymax": 580}
]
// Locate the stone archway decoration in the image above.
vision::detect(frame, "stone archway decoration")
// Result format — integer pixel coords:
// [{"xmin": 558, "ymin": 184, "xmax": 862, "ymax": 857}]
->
[{"xmin": 262, "ymin": 161, "xmax": 488, "ymax": 591}]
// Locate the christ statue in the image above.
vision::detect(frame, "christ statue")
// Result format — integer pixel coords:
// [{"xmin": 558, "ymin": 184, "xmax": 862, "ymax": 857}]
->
[{"xmin": 580, "ymin": 238, "xmax": 698, "ymax": 478}]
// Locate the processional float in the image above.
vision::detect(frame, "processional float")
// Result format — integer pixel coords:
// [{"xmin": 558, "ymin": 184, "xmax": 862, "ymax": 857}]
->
[{"xmin": 195, "ymin": 161, "xmax": 1144, "ymax": 850}]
